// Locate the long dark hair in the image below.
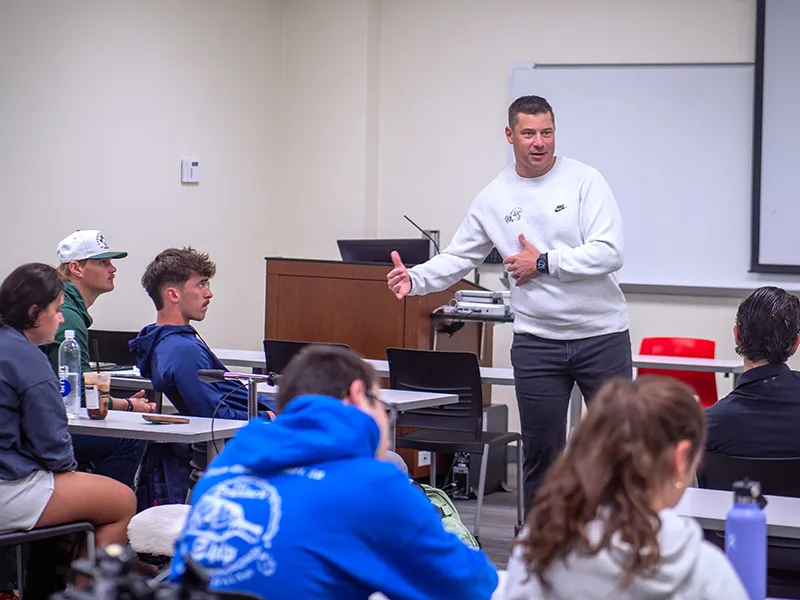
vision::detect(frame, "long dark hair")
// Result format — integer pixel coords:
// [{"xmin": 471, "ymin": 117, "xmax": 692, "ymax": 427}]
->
[
  {"xmin": 0, "ymin": 263, "xmax": 64, "ymax": 330},
  {"xmin": 516, "ymin": 376, "xmax": 706, "ymax": 589}
]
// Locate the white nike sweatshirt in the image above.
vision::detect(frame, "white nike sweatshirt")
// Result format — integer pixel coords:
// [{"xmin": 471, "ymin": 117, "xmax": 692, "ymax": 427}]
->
[{"xmin": 408, "ymin": 157, "xmax": 629, "ymax": 340}]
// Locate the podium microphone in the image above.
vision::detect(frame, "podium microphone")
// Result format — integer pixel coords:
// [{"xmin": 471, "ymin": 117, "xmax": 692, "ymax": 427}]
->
[{"xmin": 404, "ymin": 215, "xmax": 440, "ymax": 255}]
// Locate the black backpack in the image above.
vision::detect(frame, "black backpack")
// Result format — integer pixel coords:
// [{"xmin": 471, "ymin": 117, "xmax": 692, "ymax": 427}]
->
[{"xmin": 136, "ymin": 443, "xmax": 193, "ymax": 511}]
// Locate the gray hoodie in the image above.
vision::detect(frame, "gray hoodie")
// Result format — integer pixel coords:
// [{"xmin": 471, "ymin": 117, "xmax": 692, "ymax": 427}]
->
[{"xmin": 502, "ymin": 509, "xmax": 747, "ymax": 600}]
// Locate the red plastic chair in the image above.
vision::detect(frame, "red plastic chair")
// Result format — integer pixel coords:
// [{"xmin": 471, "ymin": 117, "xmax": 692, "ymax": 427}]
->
[{"xmin": 637, "ymin": 337, "xmax": 719, "ymax": 409}]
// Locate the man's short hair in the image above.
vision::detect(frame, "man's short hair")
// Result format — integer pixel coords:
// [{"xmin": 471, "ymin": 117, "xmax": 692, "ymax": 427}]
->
[
  {"xmin": 276, "ymin": 346, "xmax": 379, "ymax": 412},
  {"xmin": 141, "ymin": 247, "xmax": 216, "ymax": 311},
  {"xmin": 735, "ymin": 286, "xmax": 800, "ymax": 364},
  {"xmin": 508, "ymin": 95, "xmax": 555, "ymax": 128}
]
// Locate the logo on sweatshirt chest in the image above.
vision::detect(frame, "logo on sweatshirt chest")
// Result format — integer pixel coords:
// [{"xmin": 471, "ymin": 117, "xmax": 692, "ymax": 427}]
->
[
  {"xmin": 504, "ymin": 207, "xmax": 523, "ymax": 223},
  {"xmin": 555, "ymin": 204, "xmax": 567, "ymax": 213}
]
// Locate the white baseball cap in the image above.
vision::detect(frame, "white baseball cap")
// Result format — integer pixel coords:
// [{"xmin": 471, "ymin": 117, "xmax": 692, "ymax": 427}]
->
[{"xmin": 57, "ymin": 230, "xmax": 128, "ymax": 264}]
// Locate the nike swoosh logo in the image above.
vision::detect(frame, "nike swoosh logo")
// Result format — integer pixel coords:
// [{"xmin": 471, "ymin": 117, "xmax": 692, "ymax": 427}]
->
[{"xmin": 555, "ymin": 205, "xmax": 566, "ymax": 213}]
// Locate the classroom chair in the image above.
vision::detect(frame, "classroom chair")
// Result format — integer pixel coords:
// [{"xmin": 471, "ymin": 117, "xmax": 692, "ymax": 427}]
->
[
  {"xmin": 699, "ymin": 452, "xmax": 800, "ymax": 599},
  {"xmin": 386, "ymin": 348, "xmax": 523, "ymax": 543},
  {"xmin": 637, "ymin": 337, "xmax": 719, "ymax": 408},
  {"xmin": 0, "ymin": 521, "xmax": 95, "ymax": 600},
  {"xmin": 262, "ymin": 339, "xmax": 350, "ymax": 374}
]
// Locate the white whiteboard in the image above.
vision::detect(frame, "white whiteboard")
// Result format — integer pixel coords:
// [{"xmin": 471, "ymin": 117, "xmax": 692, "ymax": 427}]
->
[{"xmin": 510, "ymin": 63, "xmax": 800, "ymax": 292}]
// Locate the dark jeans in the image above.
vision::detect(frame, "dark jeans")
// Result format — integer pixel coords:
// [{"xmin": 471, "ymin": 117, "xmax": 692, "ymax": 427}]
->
[
  {"xmin": 511, "ymin": 330, "xmax": 632, "ymax": 515},
  {"xmin": 72, "ymin": 434, "xmax": 148, "ymax": 488}
]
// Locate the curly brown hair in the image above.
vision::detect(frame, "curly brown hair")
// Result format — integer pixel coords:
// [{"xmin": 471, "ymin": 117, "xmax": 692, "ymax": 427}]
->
[
  {"xmin": 516, "ymin": 376, "xmax": 705, "ymax": 589},
  {"xmin": 141, "ymin": 247, "xmax": 216, "ymax": 311}
]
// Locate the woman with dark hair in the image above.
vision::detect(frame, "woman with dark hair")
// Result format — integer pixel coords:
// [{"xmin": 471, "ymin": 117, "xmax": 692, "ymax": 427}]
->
[
  {"xmin": 0, "ymin": 263, "xmax": 136, "ymax": 546},
  {"xmin": 503, "ymin": 376, "xmax": 747, "ymax": 599}
]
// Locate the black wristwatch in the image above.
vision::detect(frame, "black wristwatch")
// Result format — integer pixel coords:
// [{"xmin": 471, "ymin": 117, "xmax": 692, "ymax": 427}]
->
[
  {"xmin": 536, "ymin": 252, "xmax": 549, "ymax": 275},
  {"xmin": 126, "ymin": 398, "xmax": 134, "ymax": 412}
]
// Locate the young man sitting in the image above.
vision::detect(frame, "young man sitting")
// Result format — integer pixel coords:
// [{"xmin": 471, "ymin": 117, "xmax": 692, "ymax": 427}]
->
[
  {"xmin": 170, "ymin": 345, "xmax": 498, "ymax": 600},
  {"xmin": 42, "ymin": 229, "xmax": 150, "ymax": 488},
  {"xmin": 130, "ymin": 247, "xmax": 275, "ymax": 420},
  {"xmin": 706, "ymin": 286, "xmax": 800, "ymax": 456}
]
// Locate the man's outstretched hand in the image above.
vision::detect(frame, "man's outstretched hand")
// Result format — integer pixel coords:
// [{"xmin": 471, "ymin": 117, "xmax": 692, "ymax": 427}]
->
[{"xmin": 387, "ymin": 251, "xmax": 412, "ymax": 299}]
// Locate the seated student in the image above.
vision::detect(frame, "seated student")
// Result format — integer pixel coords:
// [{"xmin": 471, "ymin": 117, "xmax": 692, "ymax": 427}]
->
[
  {"xmin": 503, "ymin": 376, "xmax": 746, "ymax": 600},
  {"xmin": 41, "ymin": 229, "xmax": 151, "ymax": 488},
  {"xmin": 0, "ymin": 264, "xmax": 136, "ymax": 555},
  {"xmin": 170, "ymin": 346, "xmax": 498, "ymax": 600},
  {"xmin": 130, "ymin": 247, "xmax": 274, "ymax": 420},
  {"xmin": 705, "ymin": 286, "xmax": 800, "ymax": 457}
]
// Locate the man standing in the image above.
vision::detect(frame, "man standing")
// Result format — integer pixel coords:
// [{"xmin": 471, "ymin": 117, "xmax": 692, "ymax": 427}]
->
[
  {"xmin": 43, "ymin": 230, "xmax": 151, "ymax": 487},
  {"xmin": 387, "ymin": 96, "xmax": 631, "ymax": 512}
]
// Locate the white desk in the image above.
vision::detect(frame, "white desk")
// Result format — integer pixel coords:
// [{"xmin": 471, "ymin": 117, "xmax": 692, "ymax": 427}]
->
[
  {"xmin": 675, "ymin": 487, "xmax": 800, "ymax": 540},
  {"xmin": 257, "ymin": 383, "xmax": 457, "ymax": 410},
  {"xmin": 215, "ymin": 348, "xmax": 745, "ymax": 433},
  {"xmin": 214, "ymin": 348, "xmax": 744, "ymax": 386},
  {"xmin": 108, "ymin": 374, "xmax": 457, "ymax": 451},
  {"xmin": 257, "ymin": 383, "xmax": 459, "ymax": 448},
  {"xmin": 67, "ymin": 408, "xmax": 247, "ymax": 459}
]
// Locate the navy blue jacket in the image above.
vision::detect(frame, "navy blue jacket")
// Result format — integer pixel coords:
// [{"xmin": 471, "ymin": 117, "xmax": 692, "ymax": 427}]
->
[
  {"xmin": 0, "ymin": 326, "xmax": 76, "ymax": 480},
  {"xmin": 129, "ymin": 324, "xmax": 275, "ymax": 420},
  {"xmin": 706, "ymin": 363, "xmax": 800, "ymax": 457}
]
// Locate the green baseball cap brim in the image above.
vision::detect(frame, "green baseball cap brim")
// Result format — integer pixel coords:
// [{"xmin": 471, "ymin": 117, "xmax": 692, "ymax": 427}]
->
[{"xmin": 89, "ymin": 251, "xmax": 128, "ymax": 260}]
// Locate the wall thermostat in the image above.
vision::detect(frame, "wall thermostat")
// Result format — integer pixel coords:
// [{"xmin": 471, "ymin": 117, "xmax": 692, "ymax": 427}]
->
[{"xmin": 181, "ymin": 159, "xmax": 201, "ymax": 184}]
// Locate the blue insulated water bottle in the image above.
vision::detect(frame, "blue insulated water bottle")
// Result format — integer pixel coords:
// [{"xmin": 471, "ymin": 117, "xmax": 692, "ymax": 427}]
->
[{"xmin": 725, "ymin": 479, "xmax": 767, "ymax": 600}]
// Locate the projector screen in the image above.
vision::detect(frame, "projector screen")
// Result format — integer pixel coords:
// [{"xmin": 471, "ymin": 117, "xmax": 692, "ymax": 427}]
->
[{"xmin": 752, "ymin": 0, "xmax": 800, "ymax": 273}]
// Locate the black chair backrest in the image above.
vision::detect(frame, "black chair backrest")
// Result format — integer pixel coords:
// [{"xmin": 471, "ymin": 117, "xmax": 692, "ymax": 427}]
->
[
  {"xmin": 386, "ymin": 347, "xmax": 484, "ymax": 438},
  {"xmin": 263, "ymin": 339, "xmax": 351, "ymax": 374},
  {"xmin": 698, "ymin": 452, "xmax": 800, "ymax": 497},
  {"xmin": 87, "ymin": 329, "xmax": 139, "ymax": 367}
]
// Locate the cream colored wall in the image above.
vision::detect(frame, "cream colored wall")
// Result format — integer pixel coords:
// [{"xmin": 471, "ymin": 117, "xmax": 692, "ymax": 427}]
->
[
  {"xmin": 276, "ymin": 0, "xmax": 381, "ymax": 259},
  {"xmin": 0, "ymin": 0, "xmax": 284, "ymax": 349}
]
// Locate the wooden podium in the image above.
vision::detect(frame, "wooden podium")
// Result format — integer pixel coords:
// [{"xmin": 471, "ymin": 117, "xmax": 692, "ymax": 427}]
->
[
  {"xmin": 264, "ymin": 258, "xmax": 494, "ymax": 478},
  {"xmin": 264, "ymin": 258, "xmax": 493, "ymax": 364}
]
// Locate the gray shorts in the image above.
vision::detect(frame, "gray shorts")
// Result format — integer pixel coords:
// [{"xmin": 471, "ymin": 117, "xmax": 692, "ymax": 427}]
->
[{"xmin": 0, "ymin": 470, "xmax": 55, "ymax": 533}]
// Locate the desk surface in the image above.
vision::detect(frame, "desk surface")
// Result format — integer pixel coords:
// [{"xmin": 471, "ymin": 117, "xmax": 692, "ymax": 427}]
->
[
  {"xmin": 634, "ymin": 355, "xmax": 744, "ymax": 373},
  {"xmin": 213, "ymin": 349, "xmax": 745, "ymax": 383},
  {"xmin": 675, "ymin": 487, "xmax": 800, "ymax": 540},
  {"xmin": 256, "ymin": 383, "xmax": 458, "ymax": 411},
  {"xmin": 67, "ymin": 408, "xmax": 247, "ymax": 444},
  {"xmin": 109, "ymin": 373, "xmax": 458, "ymax": 413}
]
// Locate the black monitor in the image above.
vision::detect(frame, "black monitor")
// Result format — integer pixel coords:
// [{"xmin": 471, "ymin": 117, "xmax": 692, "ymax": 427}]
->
[
  {"xmin": 336, "ymin": 238, "xmax": 431, "ymax": 265},
  {"xmin": 87, "ymin": 329, "xmax": 138, "ymax": 369}
]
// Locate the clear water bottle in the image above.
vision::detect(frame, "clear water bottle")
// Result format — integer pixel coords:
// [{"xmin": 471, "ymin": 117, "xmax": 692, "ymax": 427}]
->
[
  {"xmin": 58, "ymin": 330, "xmax": 81, "ymax": 418},
  {"xmin": 725, "ymin": 479, "xmax": 767, "ymax": 600}
]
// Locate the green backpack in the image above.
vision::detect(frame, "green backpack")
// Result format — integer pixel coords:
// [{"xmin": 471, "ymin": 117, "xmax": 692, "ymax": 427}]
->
[{"xmin": 413, "ymin": 481, "xmax": 479, "ymax": 549}]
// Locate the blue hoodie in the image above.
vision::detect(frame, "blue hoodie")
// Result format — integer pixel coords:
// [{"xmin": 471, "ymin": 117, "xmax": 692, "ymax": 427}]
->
[
  {"xmin": 129, "ymin": 324, "xmax": 275, "ymax": 420},
  {"xmin": 170, "ymin": 395, "xmax": 498, "ymax": 600}
]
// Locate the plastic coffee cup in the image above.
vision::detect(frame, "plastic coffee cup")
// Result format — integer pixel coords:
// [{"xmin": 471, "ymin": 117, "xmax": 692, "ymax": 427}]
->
[{"xmin": 83, "ymin": 372, "xmax": 110, "ymax": 420}]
